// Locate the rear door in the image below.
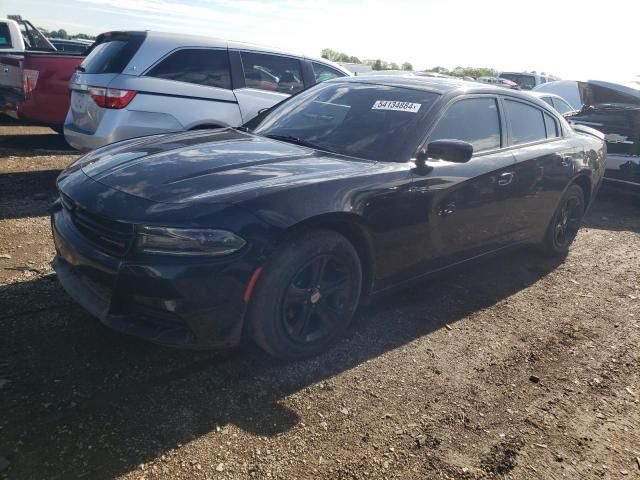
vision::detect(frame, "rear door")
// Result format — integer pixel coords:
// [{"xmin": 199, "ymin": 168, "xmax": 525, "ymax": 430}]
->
[
  {"xmin": 233, "ymin": 51, "xmax": 305, "ymax": 122},
  {"xmin": 118, "ymin": 47, "xmax": 241, "ymax": 129},
  {"xmin": 68, "ymin": 32, "xmax": 145, "ymax": 133},
  {"xmin": 502, "ymin": 97, "xmax": 577, "ymax": 239},
  {"xmin": 417, "ymin": 95, "xmax": 518, "ymax": 260}
]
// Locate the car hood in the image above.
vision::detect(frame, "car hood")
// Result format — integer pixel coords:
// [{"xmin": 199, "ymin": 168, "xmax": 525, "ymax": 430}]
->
[{"xmin": 78, "ymin": 129, "xmax": 375, "ymax": 204}]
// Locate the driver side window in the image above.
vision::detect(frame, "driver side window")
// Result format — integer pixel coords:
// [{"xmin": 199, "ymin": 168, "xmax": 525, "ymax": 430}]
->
[
  {"xmin": 429, "ymin": 98, "xmax": 502, "ymax": 153},
  {"xmin": 240, "ymin": 52, "xmax": 304, "ymax": 94}
]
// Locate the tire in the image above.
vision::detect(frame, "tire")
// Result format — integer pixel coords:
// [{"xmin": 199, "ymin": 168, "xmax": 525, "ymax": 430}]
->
[
  {"xmin": 540, "ymin": 184, "xmax": 585, "ymax": 256},
  {"xmin": 247, "ymin": 229, "xmax": 362, "ymax": 359}
]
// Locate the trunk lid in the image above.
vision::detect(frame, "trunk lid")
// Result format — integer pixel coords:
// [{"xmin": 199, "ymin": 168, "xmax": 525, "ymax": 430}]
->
[{"xmin": 68, "ymin": 32, "xmax": 145, "ymax": 133}]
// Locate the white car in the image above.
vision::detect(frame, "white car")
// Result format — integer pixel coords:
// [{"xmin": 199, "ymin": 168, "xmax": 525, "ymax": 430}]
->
[
  {"xmin": 64, "ymin": 31, "xmax": 351, "ymax": 151},
  {"xmin": 528, "ymin": 91, "xmax": 577, "ymax": 115}
]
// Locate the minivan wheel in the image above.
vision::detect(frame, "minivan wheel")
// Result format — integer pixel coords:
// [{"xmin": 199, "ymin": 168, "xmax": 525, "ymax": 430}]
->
[
  {"xmin": 247, "ymin": 229, "xmax": 362, "ymax": 359},
  {"xmin": 541, "ymin": 184, "xmax": 585, "ymax": 256}
]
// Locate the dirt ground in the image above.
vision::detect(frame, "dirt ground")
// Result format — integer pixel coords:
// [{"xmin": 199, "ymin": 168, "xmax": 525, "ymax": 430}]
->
[{"xmin": 0, "ymin": 124, "xmax": 639, "ymax": 480}]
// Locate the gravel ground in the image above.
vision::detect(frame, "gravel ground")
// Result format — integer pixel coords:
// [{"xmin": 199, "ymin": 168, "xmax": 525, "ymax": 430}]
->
[{"xmin": 0, "ymin": 125, "xmax": 639, "ymax": 480}]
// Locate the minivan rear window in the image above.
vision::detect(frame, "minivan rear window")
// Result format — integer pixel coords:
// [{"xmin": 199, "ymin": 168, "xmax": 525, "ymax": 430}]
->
[{"xmin": 80, "ymin": 32, "xmax": 146, "ymax": 74}]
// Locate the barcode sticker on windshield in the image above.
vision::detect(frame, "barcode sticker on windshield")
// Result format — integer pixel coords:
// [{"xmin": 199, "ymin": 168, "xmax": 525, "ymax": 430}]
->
[{"xmin": 372, "ymin": 100, "xmax": 421, "ymax": 113}]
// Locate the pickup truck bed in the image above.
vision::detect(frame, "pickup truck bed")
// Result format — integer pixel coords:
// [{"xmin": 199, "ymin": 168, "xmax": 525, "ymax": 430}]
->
[{"xmin": 0, "ymin": 50, "xmax": 84, "ymax": 129}]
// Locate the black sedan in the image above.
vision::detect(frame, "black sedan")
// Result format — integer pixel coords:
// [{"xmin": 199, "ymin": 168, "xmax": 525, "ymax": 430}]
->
[{"xmin": 52, "ymin": 76, "xmax": 606, "ymax": 358}]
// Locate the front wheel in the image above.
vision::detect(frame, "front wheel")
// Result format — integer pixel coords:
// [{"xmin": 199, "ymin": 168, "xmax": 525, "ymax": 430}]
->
[
  {"xmin": 540, "ymin": 184, "xmax": 585, "ymax": 256},
  {"xmin": 247, "ymin": 229, "xmax": 362, "ymax": 359}
]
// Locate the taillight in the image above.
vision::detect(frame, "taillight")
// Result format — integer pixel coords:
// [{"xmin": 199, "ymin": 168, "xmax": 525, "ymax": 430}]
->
[
  {"xmin": 88, "ymin": 87, "xmax": 136, "ymax": 109},
  {"xmin": 23, "ymin": 69, "xmax": 39, "ymax": 97}
]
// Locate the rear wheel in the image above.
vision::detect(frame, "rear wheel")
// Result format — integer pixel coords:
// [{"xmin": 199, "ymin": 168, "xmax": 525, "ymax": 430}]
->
[
  {"xmin": 247, "ymin": 229, "xmax": 362, "ymax": 359},
  {"xmin": 541, "ymin": 184, "xmax": 585, "ymax": 256}
]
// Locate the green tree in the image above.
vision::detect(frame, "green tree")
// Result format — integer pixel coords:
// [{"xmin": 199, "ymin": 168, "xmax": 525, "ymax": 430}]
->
[
  {"xmin": 448, "ymin": 66, "xmax": 498, "ymax": 78},
  {"xmin": 53, "ymin": 29, "xmax": 69, "ymax": 39},
  {"xmin": 321, "ymin": 48, "xmax": 338, "ymax": 61},
  {"xmin": 73, "ymin": 33, "xmax": 96, "ymax": 40},
  {"xmin": 402, "ymin": 62, "xmax": 413, "ymax": 71},
  {"xmin": 321, "ymin": 48, "xmax": 362, "ymax": 64}
]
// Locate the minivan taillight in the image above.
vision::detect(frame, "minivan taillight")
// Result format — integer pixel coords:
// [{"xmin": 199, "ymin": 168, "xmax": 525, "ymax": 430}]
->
[
  {"xmin": 88, "ymin": 87, "xmax": 136, "ymax": 109},
  {"xmin": 23, "ymin": 69, "xmax": 39, "ymax": 97}
]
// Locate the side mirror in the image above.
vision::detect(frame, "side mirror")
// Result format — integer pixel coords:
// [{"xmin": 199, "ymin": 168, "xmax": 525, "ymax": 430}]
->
[{"xmin": 424, "ymin": 139, "xmax": 473, "ymax": 163}]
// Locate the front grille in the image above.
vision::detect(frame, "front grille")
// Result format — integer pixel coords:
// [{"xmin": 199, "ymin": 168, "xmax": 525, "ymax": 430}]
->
[{"xmin": 60, "ymin": 192, "xmax": 135, "ymax": 256}]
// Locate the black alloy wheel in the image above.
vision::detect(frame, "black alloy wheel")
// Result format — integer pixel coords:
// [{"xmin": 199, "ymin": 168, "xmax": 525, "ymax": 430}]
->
[
  {"xmin": 281, "ymin": 254, "xmax": 353, "ymax": 344},
  {"xmin": 248, "ymin": 229, "xmax": 362, "ymax": 359},
  {"xmin": 542, "ymin": 184, "xmax": 585, "ymax": 255}
]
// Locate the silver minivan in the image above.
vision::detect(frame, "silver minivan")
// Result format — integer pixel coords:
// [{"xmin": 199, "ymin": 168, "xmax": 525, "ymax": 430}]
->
[{"xmin": 64, "ymin": 31, "xmax": 350, "ymax": 150}]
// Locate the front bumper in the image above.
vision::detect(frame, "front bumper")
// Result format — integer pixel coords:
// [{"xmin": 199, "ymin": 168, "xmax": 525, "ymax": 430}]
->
[{"xmin": 51, "ymin": 207, "xmax": 251, "ymax": 349}]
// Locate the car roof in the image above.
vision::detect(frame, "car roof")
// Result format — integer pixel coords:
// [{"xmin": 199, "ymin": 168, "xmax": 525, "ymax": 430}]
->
[
  {"xmin": 324, "ymin": 76, "xmax": 566, "ymax": 114},
  {"xmin": 140, "ymin": 30, "xmax": 349, "ymax": 74},
  {"xmin": 328, "ymin": 74, "xmax": 525, "ymax": 96}
]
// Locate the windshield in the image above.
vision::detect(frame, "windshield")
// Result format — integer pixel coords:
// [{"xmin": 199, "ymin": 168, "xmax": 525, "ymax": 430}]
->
[
  {"xmin": 252, "ymin": 82, "xmax": 439, "ymax": 162},
  {"xmin": 500, "ymin": 73, "xmax": 536, "ymax": 90}
]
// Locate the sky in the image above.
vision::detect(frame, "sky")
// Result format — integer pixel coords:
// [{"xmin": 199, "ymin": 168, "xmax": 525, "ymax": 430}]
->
[{"xmin": 2, "ymin": 0, "xmax": 639, "ymax": 81}]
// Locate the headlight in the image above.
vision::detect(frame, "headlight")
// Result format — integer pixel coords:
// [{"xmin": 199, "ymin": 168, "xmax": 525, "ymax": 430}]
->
[{"xmin": 136, "ymin": 226, "xmax": 246, "ymax": 256}]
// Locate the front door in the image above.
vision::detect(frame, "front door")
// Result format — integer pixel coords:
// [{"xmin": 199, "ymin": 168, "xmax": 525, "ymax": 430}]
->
[
  {"xmin": 413, "ymin": 96, "xmax": 518, "ymax": 263},
  {"xmin": 234, "ymin": 51, "xmax": 305, "ymax": 123}
]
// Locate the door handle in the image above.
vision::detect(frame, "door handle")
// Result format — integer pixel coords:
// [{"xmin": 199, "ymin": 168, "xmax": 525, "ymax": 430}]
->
[{"xmin": 497, "ymin": 171, "xmax": 514, "ymax": 186}]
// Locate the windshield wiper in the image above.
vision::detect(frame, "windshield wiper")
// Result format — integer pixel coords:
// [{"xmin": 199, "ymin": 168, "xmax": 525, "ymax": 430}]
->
[{"xmin": 264, "ymin": 134, "xmax": 333, "ymax": 153}]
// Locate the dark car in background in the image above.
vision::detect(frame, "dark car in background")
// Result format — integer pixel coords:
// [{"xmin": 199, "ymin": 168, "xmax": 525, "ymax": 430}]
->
[
  {"xmin": 48, "ymin": 38, "xmax": 93, "ymax": 54},
  {"xmin": 538, "ymin": 80, "xmax": 640, "ymax": 193},
  {"xmin": 51, "ymin": 76, "xmax": 606, "ymax": 358},
  {"xmin": 499, "ymin": 72, "xmax": 559, "ymax": 90},
  {"xmin": 476, "ymin": 76, "xmax": 520, "ymax": 90}
]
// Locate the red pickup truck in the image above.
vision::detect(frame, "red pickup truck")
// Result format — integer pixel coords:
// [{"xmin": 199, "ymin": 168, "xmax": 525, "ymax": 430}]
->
[{"xmin": 0, "ymin": 17, "xmax": 87, "ymax": 132}]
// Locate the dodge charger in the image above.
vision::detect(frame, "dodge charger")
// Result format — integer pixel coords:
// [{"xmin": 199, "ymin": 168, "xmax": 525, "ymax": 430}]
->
[{"xmin": 51, "ymin": 76, "xmax": 606, "ymax": 358}]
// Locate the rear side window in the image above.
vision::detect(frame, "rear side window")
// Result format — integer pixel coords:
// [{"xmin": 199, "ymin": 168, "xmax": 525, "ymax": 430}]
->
[
  {"xmin": 0, "ymin": 24, "xmax": 12, "ymax": 49},
  {"xmin": 544, "ymin": 113, "xmax": 559, "ymax": 138},
  {"xmin": 147, "ymin": 48, "xmax": 231, "ymax": 89},
  {"xmin": 241, "ymin": 52, "xmax": 304, "ymax": 94},
  {"xmin": 505, "ymin": 99, "xmax": 546, "ymax": 145},
  {"xmin": 552, "ymin": 97, "xmax": 574, "ymax": 115},
  {"xmin": 311, "ymin": 62, "xmax": 345, "ymax": 83},
  {"xmin": 80, "ymin": 33, "xmax": 145, "ymax": 74},
  {"xmin": 541, "ymin": 96, "xmax": 554, "ymax": 107},
  {"xmin": 429, "ymin": 97, "xmax": 501, "ymax": 152}
]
